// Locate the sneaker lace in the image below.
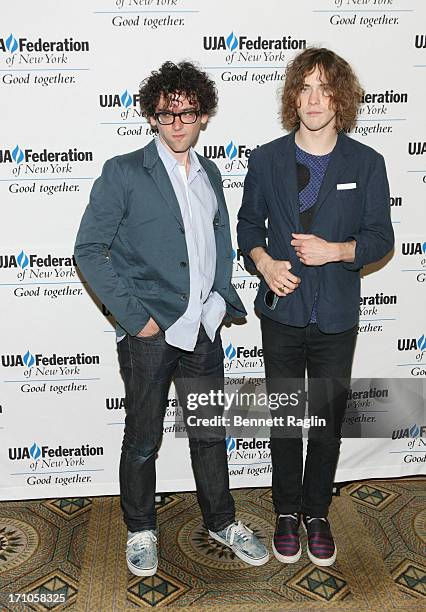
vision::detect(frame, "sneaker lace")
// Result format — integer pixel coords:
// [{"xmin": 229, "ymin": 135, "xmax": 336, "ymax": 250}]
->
[
  {"xmin": 127, "ymin": 531, "xmax": 157, "ymax": 551},
  {"xmin": 226, "ymin": 521, "xmax": 253, "ymax": 545}
]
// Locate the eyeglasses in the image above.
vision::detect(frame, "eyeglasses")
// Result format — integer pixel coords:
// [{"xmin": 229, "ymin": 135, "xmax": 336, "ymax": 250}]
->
[{"xmin": 154, "ymin": 110, "xmax": 201, "ymax": 125}]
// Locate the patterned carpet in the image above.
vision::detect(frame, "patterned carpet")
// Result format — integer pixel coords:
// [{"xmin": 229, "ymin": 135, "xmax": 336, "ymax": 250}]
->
[{"xmin": 0, "ymin": 479, "xmax": 424, "ymax": 610}]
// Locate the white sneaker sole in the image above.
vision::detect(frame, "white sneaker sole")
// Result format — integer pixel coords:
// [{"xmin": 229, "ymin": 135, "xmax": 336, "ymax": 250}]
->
[
  {"xmin": 302, "ymin": 522, "xmax": 337, "ymax": 567},
  {"xmin": 127, "ymin": 559, "xmax": 158, "ymax": 577},
  {"xmin": 306, "ymin": 545, "xmax": 337, "ymax": 567},
  {"xmin": 208, "ymin": 530, "xmax": 270, "ymax": 566},
  {"xmin": 272, "ymin": 540, "xmax": 302, "ymax": 564}
]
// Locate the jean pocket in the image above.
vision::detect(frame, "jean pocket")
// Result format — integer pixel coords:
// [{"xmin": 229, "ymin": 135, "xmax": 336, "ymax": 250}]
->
[{"xmin": 133, "ymin": 329, "xmax": 163, "ymax": 342}]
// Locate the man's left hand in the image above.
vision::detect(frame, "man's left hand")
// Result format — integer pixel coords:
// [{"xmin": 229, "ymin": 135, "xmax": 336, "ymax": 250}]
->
[{"xmin": 291, "ymin": 233, "xmax": 338, "ymax": 266}]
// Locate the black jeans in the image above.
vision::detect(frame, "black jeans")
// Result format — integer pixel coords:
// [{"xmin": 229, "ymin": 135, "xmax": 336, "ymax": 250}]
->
[
  {"xmin": 117, "ymin": 325, "xmax": 235, "ymax": 533},
  {"xmin": 261, "ymin": 315, "xmax": 358, "ymax": 517}
]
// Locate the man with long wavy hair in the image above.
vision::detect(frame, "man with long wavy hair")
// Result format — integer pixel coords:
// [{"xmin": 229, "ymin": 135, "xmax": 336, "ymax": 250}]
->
[
  {"xmin": 238, "ymin": 48, "xmax": 394, "ymax": 567},
  {"xmin": 75, "ymin": 61, "xmax": 269, "ymax": 577}
]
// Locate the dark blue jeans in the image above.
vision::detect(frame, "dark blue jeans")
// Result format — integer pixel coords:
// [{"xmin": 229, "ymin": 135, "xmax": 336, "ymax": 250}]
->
[
  {"xmin": 261, "ymin": 315, "xmax": 358, "ymax": 517},
  {"xmin": 117, "ymin": 325, "xmax": 235, "ymax": 532}
]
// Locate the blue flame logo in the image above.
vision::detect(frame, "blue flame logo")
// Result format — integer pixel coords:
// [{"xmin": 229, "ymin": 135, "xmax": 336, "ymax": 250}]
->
[
  {"xmin": 232, "ymin": 248, "xmax": 237, "ymax": 260},
  {"xmin": 226, "ymin": 436, "xmax": 236, "ymax": 452},
  {"xmin": 30, "ymin": 442, "xmax": 41, "ymax": 460},
  {"xmin": 225, "ymin": 342, "xmax": 236, "ymax": 360},
  {"xmin": 17, "ymin": 250, "xmax": 29, "ymax": 269},
  {"xmin": 225, "ymin": 141, "xmax": 237, "ymax": 160},
  {"xmin": 409, "ymin": 424, "xmax": 420, "ymax": 438},
  {"xmin": 12, "ymin": 145, "xmax": 24, "ymax": 165},
  {"xmin": 422, "ymin": 242, "xmax": 426, "ymax": 254},
  {"xmin": 417, "ymin": 335, "xmax": 426, "ymax": 351},
  {"xmin": 23, "ymin": 350, "xmax": 35, "ymax": 368},
  {"xmin": 120, "ymin": 89, "xmax": 132, "ymax": 108},
  {"xmin": 6, "ymin": 33, "xmax": 18, "ymax": 53},
  {"xmin": 226, "ymin": 31, "xmax": 238, "ymax": 51}
]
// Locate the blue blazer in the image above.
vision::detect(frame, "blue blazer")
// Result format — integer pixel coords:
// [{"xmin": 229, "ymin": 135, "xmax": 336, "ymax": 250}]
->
[
  {"xmin": 74, "ymin": 139, "xmax": 246, "ymax": 336},
  {"xmin": 237, "ymin": 131, "xmax": 394, "ymax": 333}
]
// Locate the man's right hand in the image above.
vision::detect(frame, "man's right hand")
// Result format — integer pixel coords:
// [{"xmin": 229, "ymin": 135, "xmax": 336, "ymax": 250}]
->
[
  {"xmin": 250, "ymin": 247, "xmax": 301, "ymax": 296},
  {"xmin": 137, "ymin": 317, "xmax": 161, "ymax": 337}
]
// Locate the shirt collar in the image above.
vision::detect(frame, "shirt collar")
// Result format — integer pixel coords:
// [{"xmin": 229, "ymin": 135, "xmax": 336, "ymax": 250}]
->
[{"xmin": 156, "ymin": 137, "xmax": 201, "ymax": 177}]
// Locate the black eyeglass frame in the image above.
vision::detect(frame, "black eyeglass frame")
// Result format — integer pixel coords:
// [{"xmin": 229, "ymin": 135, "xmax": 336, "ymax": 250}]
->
[{"xmin": 153, "ymin": 110, "xmax": 201, "ymax": 125}]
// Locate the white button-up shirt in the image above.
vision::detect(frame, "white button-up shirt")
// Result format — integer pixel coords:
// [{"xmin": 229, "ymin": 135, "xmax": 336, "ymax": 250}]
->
[{"xmin": 156, "ymin": 138, "xmax": 226, "ymax": 351}]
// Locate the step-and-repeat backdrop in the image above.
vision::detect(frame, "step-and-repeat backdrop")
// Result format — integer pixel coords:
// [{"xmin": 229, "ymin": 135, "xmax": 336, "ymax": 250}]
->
[{"xmin": 1, "ymin": 1, "xmax": 425, "ymax": 500}]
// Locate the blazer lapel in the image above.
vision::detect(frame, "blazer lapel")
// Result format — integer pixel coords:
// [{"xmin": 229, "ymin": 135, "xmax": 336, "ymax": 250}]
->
[
  {"xmin": 198, "ymin": 155, "xmax": 226, "ymax": 224},
  {"xmin": 313, "ymin": 132, "xmax": 351, "ymax": 218},
  {"xmin": 143, "ymin": 139, "xmax": 184, "ymax": 230},
  {"xmin": 273, "ymin": 132, "xmax": 300, "ymax": 227}
]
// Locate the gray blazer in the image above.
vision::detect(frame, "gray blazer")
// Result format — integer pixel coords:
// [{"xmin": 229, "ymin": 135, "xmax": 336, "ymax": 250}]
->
[{"xmin": 74, "ymin": 139, "xmax": 246, "ymax": 336}]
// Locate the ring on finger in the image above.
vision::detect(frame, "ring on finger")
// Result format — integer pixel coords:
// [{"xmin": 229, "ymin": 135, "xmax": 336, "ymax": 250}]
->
[{"xmin": 279, "ymin": 286, "xmax": 286, "ymax": 293}]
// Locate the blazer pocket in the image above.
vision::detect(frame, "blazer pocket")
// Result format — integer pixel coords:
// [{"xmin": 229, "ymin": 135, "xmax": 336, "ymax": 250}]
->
[
  {"xmin": 133, "ymin": 279, "xmax": 160, "ymax": 295},
  {"xmin": 336, "ymin": 190, "xmax": 358, "ymax": 209},
  {"xmin": 336, "ymin": 189, "xmax": 357, "ymax": 200}
]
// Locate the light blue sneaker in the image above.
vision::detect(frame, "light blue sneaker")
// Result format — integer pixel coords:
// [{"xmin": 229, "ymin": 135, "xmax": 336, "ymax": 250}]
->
[
  {"xmin": 209, "ymin": 520, "xmax": 269, "ymax": 566},
  {"xmin": 126, "ymin": 529, "xmax": 158, "ymax": 576}
]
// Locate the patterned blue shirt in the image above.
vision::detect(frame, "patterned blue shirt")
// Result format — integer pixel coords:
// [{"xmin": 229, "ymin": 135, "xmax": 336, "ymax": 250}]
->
[{"xmin": 295, "ymin": 144, "xmax": 331, "ymax": 324}]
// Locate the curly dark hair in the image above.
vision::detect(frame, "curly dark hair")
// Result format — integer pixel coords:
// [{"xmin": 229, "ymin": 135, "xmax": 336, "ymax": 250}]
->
[
  {"xmin": 281, "ymin": 47, "xmax": 364, "ymax": 132},
  {"xmin": 139, "ymin": 61, "xmax": 218, "ymax": 122}
]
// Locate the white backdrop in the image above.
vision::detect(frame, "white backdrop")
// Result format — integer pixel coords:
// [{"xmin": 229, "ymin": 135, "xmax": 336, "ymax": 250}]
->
[{"xmin": 1, "ymin": 0, "xmax": 425, "ymax": 500}]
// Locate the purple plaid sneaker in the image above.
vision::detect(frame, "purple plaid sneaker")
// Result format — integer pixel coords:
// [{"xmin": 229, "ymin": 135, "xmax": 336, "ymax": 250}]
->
[
  {"xmin": 272, "ymin": 513, "xmax": 302, "ymax": 563},
  {"xmin": 302, "ymin": 516, "xmax": 336, "ymax": 566}
]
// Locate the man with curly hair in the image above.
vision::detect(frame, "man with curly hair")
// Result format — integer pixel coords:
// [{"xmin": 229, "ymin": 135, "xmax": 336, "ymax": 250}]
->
[
  {"xmin": 75, "ymin": 61, "xmax": 269, "ymax": 576},
  {"xmin": 237, "ymin": 48, "xmax": 394, "ymax": 567}
]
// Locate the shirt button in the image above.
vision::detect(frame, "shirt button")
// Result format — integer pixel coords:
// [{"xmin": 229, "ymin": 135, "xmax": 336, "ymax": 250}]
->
[
  {"xmin": 180, "ymin": 261, "xmax": 187, "ymax": 267},
  {"xmin": 181, "ymin": 294, "xmax": 188, "ymax": 301}
]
